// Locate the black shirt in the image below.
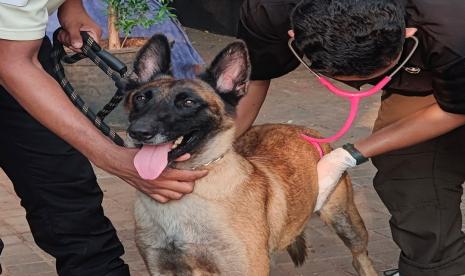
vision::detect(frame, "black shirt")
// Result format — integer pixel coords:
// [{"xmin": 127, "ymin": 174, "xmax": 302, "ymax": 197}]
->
[
  {"xmin": 238, "ymin": 0, "xmax": 301, "ymax": 80},
  {"xmin": 237, "ymin": 0, "xmax": 465, "ymax": 114}
]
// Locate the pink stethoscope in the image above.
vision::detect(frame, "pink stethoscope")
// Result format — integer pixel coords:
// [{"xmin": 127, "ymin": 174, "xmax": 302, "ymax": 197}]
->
[{"xmin": 287, "ymin": 36, "xmax": 419, "ymax": 158}]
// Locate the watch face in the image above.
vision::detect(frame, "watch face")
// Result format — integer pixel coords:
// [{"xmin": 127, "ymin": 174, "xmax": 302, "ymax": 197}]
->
[{"xmin": 0, "ymin": 0, "xmax": 29, "ymax": 7}]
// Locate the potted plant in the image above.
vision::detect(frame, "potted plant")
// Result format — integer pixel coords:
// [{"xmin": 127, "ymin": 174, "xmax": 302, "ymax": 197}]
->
[
  {"xmin": 63, "ymin": 0, "xmax": 174, "ymax": 129},
  {"xmin": 107, "ymin": 0, "xmax": 175, "ymax": 49}
]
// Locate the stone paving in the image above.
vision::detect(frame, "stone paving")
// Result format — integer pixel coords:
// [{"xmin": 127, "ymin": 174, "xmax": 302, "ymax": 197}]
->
[{"xmin": 1, "ymin": 28, "xmax": 464, "ymax": 276}]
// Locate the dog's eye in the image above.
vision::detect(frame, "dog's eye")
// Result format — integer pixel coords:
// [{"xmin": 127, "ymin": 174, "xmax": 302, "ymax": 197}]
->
[
  {"xmin": 183, "ymin": 99, "xmax": 195, "ymax": 107},
  {"xmin": 134, "ymin": 94, "xmax": 146, "ymax": 102}
]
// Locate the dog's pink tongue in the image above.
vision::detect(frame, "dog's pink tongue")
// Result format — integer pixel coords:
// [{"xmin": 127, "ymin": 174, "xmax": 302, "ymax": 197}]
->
[{"xmin": 134, "ymin": 144, "xmax": 171, "ymax": 180}]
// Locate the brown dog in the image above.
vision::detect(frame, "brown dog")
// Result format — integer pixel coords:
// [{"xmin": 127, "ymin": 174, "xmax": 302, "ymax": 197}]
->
[{"xmin": 125, "ymin": 34, "xmax": 377, "ymax": 276}]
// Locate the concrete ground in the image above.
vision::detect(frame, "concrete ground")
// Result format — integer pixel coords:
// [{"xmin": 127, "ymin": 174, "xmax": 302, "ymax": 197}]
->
[{"xmin": 1, "ymin": 28, "xmax": 464, "ymax": 276}]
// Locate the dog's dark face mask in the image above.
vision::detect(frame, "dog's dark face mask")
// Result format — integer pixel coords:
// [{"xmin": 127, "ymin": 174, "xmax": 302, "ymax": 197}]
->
[{"xmin": 125, "ymin": 34, "xmax": 250, "ymax": 176}]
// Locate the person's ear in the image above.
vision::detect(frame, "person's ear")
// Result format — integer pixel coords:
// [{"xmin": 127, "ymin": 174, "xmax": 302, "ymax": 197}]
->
[
  {"xmin": 405, "ymin": 27, "xmax": 418, "ymax": 38},
  {"xmin": 288, "ymin": 30, "xmax": 295, "ymax": 38}
]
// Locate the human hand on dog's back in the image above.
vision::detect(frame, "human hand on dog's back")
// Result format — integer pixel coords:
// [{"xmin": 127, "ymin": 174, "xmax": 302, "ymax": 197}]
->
[{"xmin": 95, "ymin": 145, "xmax": 208, "ymax": 203}]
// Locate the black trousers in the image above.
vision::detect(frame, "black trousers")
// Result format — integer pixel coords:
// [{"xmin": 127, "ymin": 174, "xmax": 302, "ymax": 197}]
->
[
  {"xmin": 372, "ymin": 126, "xmax": 465, "ymax": 276},
  {"xmin": 0, "ymin": 38, "xmax": 130, "ymax": 276}
]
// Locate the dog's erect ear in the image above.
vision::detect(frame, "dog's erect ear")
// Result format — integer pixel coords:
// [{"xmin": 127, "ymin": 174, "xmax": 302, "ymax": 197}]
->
[
  {"xmin": 205, "ymin": 41, "xmax": 250, "ymax": 106},
  {"xmin": 131, "ymin": 34, "xmax": 171, "ymax": 84}
]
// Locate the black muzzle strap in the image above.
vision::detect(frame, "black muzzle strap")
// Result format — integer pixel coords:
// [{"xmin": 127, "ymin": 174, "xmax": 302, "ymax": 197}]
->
[{"xmin": 51, "ymin": 28, "xmax": 129, "ymax": 147}]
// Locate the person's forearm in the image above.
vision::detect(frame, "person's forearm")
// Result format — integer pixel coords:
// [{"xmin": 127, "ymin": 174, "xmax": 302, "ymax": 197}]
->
[
  {"xmin": 235, "ymin": 80, "xmax": 270, "ymax": 137},
  {"xmin": 0, "ymin": 42, "xmax": 114, "ymax": 166},
  {"xmin": 355, "ymin": 103, "xmax": 465, "ymax": 157},
  {"xmin": 58, "ymin": 0, "xmax": 87, "ymax": 19}
]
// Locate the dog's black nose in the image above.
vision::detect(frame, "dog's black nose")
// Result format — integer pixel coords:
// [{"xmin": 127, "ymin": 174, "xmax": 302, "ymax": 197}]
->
[{"xmin": 128, "ymin": 127, "xmax": 155, "ymax": 141}]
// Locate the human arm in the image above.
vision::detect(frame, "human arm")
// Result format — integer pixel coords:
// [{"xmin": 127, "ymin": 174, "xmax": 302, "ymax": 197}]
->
[
  {"xmin": 355, "ymin": 52, "xmax": 465, "ymax": 156},
  {"xmin": 0, "ymin": 1, "xmax": 207, "ymax": 203},
  {"xmin": 315, "ymin": 48, "xmax": 465, "ymax": 210},
  {"xmin": 0, "ymin": 38, "xmax": 207, "ymax": 202},
  {"xmin": 235, "ymin": 1, "xmax": 301, "ymax": 138},
  {"xmin": 235, "ymin": 80, "xmax": 270, "ymax": 137},
  {"xmin": 315, "ymin": 102, "xmax": 465, "ymax": 210},
  {"xmin": 355, "ymin": 103, "xmax": 465, "ymax": 157}
]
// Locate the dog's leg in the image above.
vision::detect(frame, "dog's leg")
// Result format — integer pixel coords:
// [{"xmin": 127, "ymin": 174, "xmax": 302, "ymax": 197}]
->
[
  {"xmin": 318, "ymin": 174, "xmax": 377, "ymax": 276},
  {"xmin": 246, "ymin": 249, "xmax": 270, "ymax": 276},
  {"xmin": 139, "ymin": 248, "xmax": 165, "ymax": 276}
]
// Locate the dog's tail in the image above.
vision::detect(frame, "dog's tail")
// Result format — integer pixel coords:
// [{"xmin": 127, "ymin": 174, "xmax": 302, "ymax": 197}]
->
[{"xmin": 286, "ymin": 231, "xmax": 308, "ymax": 267}]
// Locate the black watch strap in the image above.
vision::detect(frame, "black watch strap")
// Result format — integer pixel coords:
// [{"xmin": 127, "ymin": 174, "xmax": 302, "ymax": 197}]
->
[{"xmin": 342, "ymin": 143, "xmax": 368, "ymax": 165}]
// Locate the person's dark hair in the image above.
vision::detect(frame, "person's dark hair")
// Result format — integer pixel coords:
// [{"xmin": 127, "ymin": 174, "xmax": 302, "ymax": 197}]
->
[{"xmin": 291, "ymin": 0, "xmax": 406, "ymax": 77}]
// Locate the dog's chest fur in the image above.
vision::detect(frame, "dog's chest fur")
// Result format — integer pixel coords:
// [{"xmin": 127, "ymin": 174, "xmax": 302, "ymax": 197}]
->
[{"xmin": 134, "ymin": 153, "xmax": 251, "ymax": 275}]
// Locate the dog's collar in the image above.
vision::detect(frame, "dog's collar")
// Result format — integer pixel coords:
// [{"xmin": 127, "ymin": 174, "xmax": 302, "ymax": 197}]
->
[{"xmin": 189, "ymin": 150, "xmax": 229, "ymax": 170}]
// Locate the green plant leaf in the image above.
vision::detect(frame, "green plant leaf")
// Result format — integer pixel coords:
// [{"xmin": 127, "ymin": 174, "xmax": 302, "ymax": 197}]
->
[{"xmin": 106, "ymin": 0, "xmax": 177, "ymax": 47}]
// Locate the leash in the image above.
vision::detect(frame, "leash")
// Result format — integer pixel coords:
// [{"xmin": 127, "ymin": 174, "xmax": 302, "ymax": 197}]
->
[{"xmin": 51, "ymin": 28, "xmax": 129, "ymax": 147}]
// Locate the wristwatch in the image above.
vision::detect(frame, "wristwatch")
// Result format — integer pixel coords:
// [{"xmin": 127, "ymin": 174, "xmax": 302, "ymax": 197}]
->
[{"xmin": 342, "ymin": 143, "xmax": 368, "ymax": 165}]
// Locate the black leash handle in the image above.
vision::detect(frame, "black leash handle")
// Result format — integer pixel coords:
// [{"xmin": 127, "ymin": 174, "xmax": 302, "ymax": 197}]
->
[
  {"xmin": 59, "ymin": 31, "xmax": 128, "ymax": 86},
  {"xmin": 79, "ymin": 32, "xmax": 128, "ymax": 76},
  {"xmin": 51, "ymin": 28, "xmax": 128, "ymax": 147}
]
